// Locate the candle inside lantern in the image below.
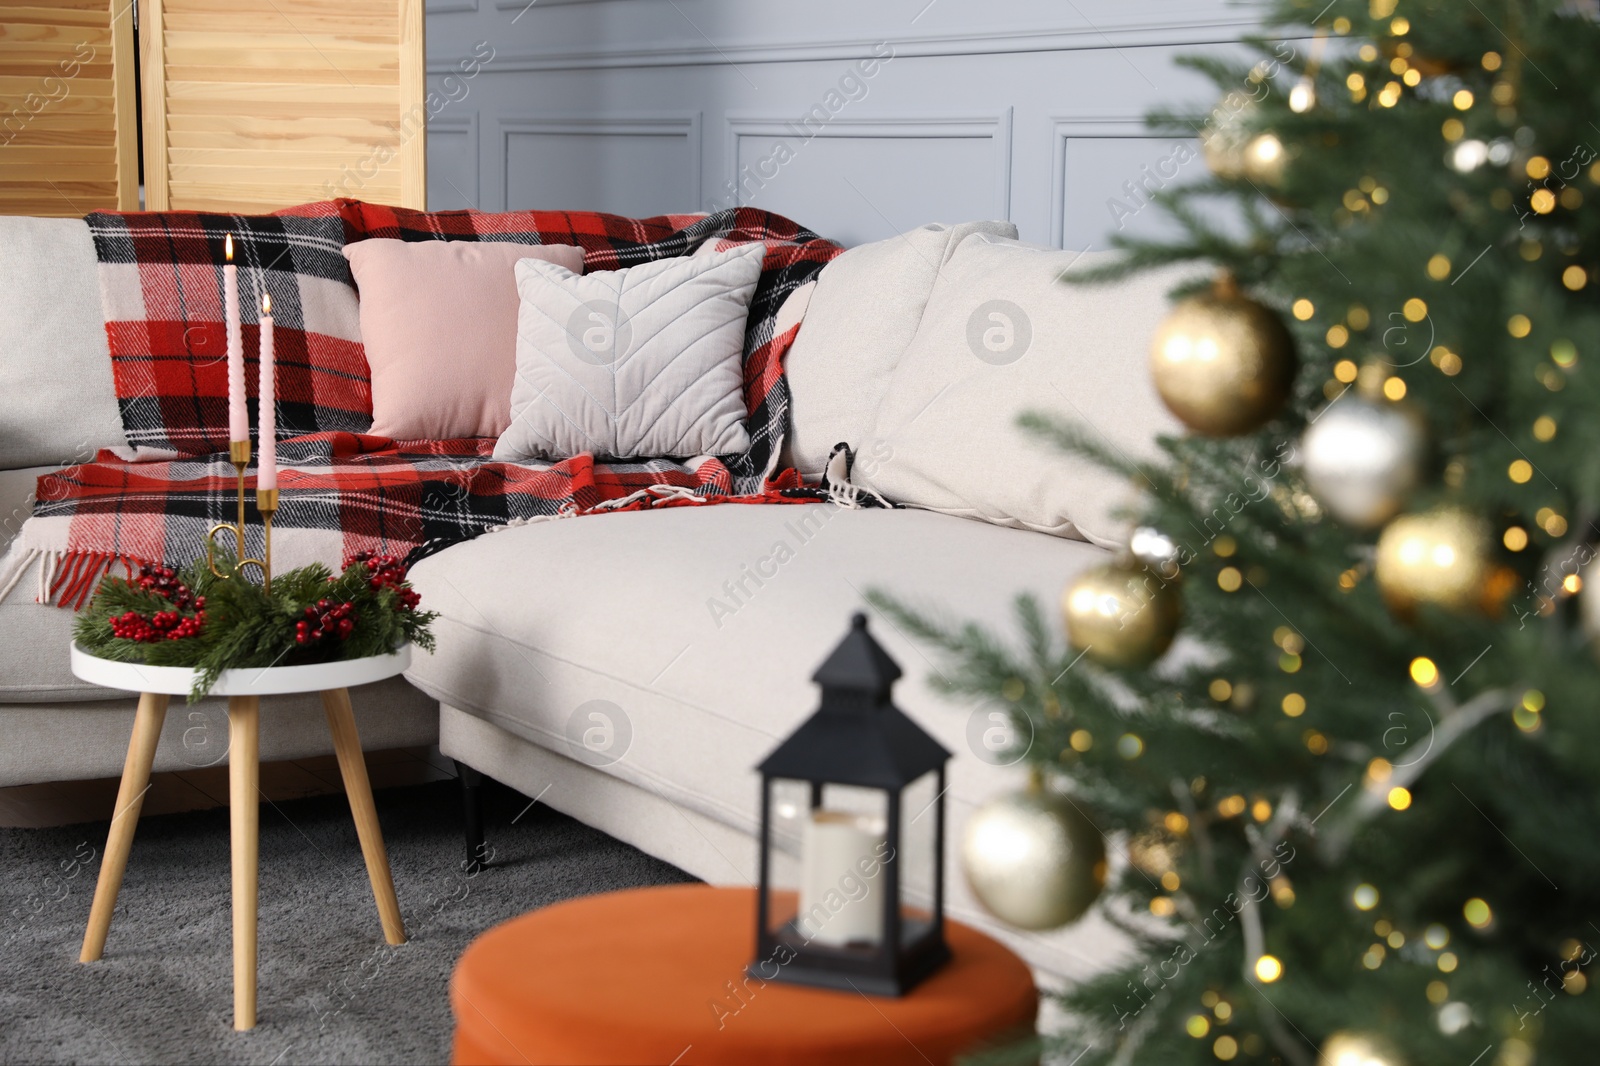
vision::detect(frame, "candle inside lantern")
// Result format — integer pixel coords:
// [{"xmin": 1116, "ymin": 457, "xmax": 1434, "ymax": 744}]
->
[
  {"xmin": 224, "ymin": 234, "xmax": 247, "ymax": 442},
  {"xmin": 257, "ymin": 292, "xmax": 276, "ymax": 492},
  {"xmin": 796, "ymin": 809, "xmax": 886, "ymax": 947}
]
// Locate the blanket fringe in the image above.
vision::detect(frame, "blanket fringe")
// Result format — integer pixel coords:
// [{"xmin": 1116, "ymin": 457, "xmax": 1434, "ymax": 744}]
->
[
  {"xmin": 485, "ymin": 485, "xmax": 708, "ymax": 534},
  {"xmin": 591, "ymin": 484, "xmax": 706, "ymax": 511},
  {"xmin": 0, "ymin": 548, "xmax": 39, "ymax": 605},
  {"xmin": 38, "ymin": 550, "xmax": 60, "ymax": 604},
  {"xmin": 822, "ymin": 446, "xmax": 891, "ymax": 511},
  {"xmin": 35, "ymin": 550, "xmax": 149, "ymax": 610}
]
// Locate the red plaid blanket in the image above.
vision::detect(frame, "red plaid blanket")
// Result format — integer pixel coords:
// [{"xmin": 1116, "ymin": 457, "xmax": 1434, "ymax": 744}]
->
[
  {"xmin": 88, "ymin": 202, "xmax": 370, "ymax": 457},
  {"xmin": 6, "ymin": 204, "xmax": 841, "ymax": 608}
]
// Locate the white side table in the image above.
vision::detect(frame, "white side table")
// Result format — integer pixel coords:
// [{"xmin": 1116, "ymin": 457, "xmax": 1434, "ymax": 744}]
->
[{"xmin": 70, "ymin": 644, "xmax": 413, "ymax": 1031}]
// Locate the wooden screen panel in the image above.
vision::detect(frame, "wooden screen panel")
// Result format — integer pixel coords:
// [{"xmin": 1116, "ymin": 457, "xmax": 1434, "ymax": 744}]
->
[
  {"xmin": 0, "ymin": 0, "xmax": 138, "ymax": 215},
  {"xmin": 142, "ymin": 0, "xmax": 425, "ymax": 212}
]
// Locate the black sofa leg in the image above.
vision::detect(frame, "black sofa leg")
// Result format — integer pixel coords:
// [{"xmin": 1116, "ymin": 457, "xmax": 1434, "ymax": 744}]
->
[{"xmin": 456, "ymin": 759, "xmax": 488, "ymax": 870}]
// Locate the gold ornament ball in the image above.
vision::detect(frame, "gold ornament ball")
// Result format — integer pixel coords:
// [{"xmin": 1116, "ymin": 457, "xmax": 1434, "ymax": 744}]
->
[
  {"xmin": 1062, "ymin": 561, "xmax": 1181, "ymax": 668},
  {"xmin": 1375, "ymin": 506, "xmax": 1492, "ymax": 614},
  {"xmin": 961, "ymin": 789, "xmax": 1106, "ymax": 931},
  {"xmin": 1201, "ymin": 104, "xmax": 1255, "ymax": 179},
  {"xmin": 1150, "ymin": 276, "xmax": 1297, "ymax": 437},
  {"xmin": 1301, "ymin": 395, "xmax": 1428, "ymax": 529},
  {"xmin": 1242, "ymin": 132, "xmax": 1288, "ymax": 184},
  {"xmin": 1318, "ymin": 1030, "xmax": 1405, "ymax": 1066}
]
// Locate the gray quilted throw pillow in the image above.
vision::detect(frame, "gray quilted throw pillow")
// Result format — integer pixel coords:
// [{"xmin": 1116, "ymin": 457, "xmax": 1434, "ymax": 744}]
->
[{"xmin": 494, "ymin": 242, "xmax": 764, "ymax": 462}]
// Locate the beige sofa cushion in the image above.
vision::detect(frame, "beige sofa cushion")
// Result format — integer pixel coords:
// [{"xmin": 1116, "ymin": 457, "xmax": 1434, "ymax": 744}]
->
[
  {"xmin": 857, "ymin": 235, "xmax": 1192, "ymax": 548},
  {"xmin": 405, "ymin": 504, "xmax": 1106, "ymax": 837},
  {"xmin": 0, "ymin": 465, "xmax": 97, "ymax": 701},
  {"xmin": 0, "ymin": 218, "xmax": 125, "ymax": 470},
  {"xmin": 405, "ymin": 504, "xmax": 1128, "ymax": 978},
  {"xmin": 0, "ymin": 586, "xmax": 105, "ymax": 701},
  {"xmin": 783, "ymin": 221, "xmax": 1017, "ymax": 480}
]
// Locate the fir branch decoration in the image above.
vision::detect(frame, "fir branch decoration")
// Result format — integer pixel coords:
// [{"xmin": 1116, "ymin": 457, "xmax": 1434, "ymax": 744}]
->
[
  {"xmin": 74, "ymin": 551, "xmax": 436, "ymax": 702},
  {"xmin": 871, "ymin": 2, "xmax": 1600, "ymax": 1063}
]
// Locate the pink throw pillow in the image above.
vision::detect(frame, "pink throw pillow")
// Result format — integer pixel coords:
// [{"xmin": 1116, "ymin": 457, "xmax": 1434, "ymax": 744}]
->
[{"xmin": 343, "ymin": 239, "xmax": 585, "ymax": 440}]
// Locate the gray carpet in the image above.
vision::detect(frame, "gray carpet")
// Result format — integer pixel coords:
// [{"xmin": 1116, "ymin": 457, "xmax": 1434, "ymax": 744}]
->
[{"xmin": 0, "ymin": 780, "xmax": 695, "ymax": 1064}]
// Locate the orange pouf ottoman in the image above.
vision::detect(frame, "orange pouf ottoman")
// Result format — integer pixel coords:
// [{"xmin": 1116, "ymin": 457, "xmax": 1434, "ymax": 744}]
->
[{"xmin": 450, "ymin": 884, "xmax": 1037, "ymax": 1066}]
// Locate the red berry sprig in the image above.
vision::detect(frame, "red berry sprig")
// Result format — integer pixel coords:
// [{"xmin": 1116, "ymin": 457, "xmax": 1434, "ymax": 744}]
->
[
  {"xmin": 296, "ymin": 599, "xmax": 357, "ymax": 646},
  {"xmin": 135, "ymin": 564, "xmax": 196, "ymax": 610},
  {"xmin": 346, "ymin": 550, "xmax": 421, "ymax": 611},
  {"xmin": 109, "ymin": 611, "xmax": 157, "ymax": 642},
  {"xmin": 110, "ymin": 606, "xmax": 206, "ymax": 643}
]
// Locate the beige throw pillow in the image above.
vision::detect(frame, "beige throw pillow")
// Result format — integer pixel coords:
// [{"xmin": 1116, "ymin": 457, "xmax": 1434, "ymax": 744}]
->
[
  {"xmin": 783, "ymin": 220, "xmax": 1018, "ymax": 480},
  {"xmin": 0, "ymin": 217, "xmax": 125, "ymax": 469},
  {"xmin": 856, "ymin": 234, "xmax": 1194, "ymax": 547}
]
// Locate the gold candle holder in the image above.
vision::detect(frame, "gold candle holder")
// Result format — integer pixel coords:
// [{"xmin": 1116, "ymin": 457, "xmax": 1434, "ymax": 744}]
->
[
  {"xmin": 256, "ymin": 488, "xmax": 278, "ymax": 594},
  {"xmin": 206, "ymin": 440, "xmax": 274, "ymax": 591}
]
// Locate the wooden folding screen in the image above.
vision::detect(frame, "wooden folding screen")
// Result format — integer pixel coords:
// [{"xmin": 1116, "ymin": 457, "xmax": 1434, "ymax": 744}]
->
[
  {"xmin": 141, "ymin": 0, "xmax": 426, "ymax": 212},
  {"xmin": 0, "ymin": 0, "xmax": 139, "ymax": 215}
]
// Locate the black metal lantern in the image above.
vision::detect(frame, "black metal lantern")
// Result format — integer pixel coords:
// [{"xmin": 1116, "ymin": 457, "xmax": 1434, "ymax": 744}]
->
[{"xmin": 751, "ymin": 613, "xmax": 952, "ymax": 996}]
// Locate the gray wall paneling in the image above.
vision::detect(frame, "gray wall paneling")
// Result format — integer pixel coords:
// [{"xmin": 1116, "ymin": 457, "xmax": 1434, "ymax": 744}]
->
[{"xmin": 423, "ymin": 0, "xmax": 1263, "ymax": 249}]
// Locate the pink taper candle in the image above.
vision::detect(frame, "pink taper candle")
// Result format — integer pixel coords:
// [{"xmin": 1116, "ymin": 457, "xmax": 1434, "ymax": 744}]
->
[
  {"xmin": 257, "ymin": 292, "xmax": 277, "ymax": 491},
  {"xmin": 224, "ymin": 235, "xmax": 247, "ymax": 442}
]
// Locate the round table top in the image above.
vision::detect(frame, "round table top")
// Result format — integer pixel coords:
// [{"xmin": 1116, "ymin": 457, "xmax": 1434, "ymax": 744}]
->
[
  {"xmin": 69, "ymin": 643, "xmax": 411, "ymax": 697},
  {"xmin": 450, "ymin": 884, "xmax": 1037, "ymax": 1066}
]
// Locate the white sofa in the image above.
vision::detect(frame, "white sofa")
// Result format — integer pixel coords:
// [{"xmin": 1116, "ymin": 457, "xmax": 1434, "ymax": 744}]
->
[
  {"xmin": 404, "ymin": 221, "xmax": 1190, "ymax": 984},
  {"xmin": 0, "ymin": 213, "xmax": 1185, "ymax": 984}
]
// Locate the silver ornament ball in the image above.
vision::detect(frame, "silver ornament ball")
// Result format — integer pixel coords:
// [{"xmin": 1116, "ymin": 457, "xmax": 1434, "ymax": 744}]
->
[
  {"xmin": 1129, "ymin": 526, "xmax": 1183, "ymax": 579},
  {"xmin": 1302, "ymin": 396, "xmax": 1427, "ymax": 529},
  {"xmin": 961, "ymin": 789, "xmax": 1106, "ymax": 931}
]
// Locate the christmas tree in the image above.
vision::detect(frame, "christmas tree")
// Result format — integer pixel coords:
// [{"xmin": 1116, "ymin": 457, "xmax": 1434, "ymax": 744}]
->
[{"xmin": 870, "ymin": 2, "xmax": 1600, "ymax": 1063}]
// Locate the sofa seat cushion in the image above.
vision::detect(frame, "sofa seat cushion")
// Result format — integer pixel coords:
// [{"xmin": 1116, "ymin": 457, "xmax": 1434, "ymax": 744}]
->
[
  {"xmin": 405, "ymin": 505, "xmax": 1109, "ymax": 836},
  {"xmin": 0, "ymin": 466, "xmax": 103, "ymax": 702},
  {"xmin": 0, "ymin": 589, "xmax": 95, "ymax": 702}
]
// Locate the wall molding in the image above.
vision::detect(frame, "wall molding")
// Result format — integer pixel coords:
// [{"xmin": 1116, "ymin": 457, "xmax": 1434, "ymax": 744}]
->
[
  {"xmin": 428, "ymin": 111, "xmax": 481, "ymax": 208},
  {"xmin": 495, "ymin": 112, "xmax": 702, "ymax": 211},
  {"xmin": 722, "ymin": 111, "xmax": 1013, "ymax": 219},
  {"xmin": 1051, "ymin": 115, "xmax": 1187, "ymax": 250},
  {"xmin": 429, "ymin": 18, "xmax": 1257, "ymax": 74}
]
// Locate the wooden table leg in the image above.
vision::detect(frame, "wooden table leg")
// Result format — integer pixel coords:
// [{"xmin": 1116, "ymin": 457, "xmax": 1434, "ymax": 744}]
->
[
  {"xmin": 228, "ymin": 695, "xmax": 260, "ymax": 1031},
  {"xmin": 80, "ymin": 691, "xmax": 170, "ymax": 963},
  {"xmin": 322, "ymin": 688, "xmax": 407, "ymax": 946}
]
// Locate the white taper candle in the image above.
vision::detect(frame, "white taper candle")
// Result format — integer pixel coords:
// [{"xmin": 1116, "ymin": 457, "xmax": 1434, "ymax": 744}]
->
[
  {"xmin": 257, "ymin": 292, "xmax": 276, "ymax": 491},
  {"xmin": 224, "ymin": 234, "xmax": 247, "ymax": 442}
]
